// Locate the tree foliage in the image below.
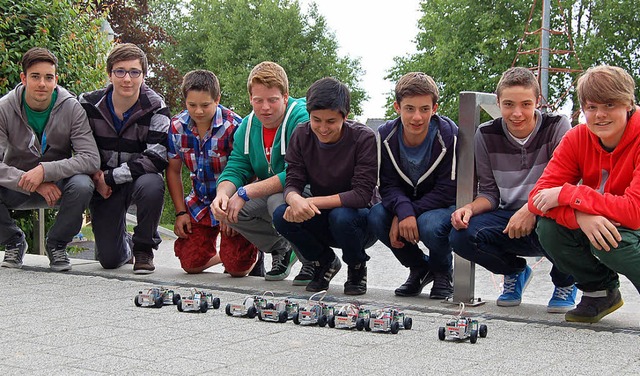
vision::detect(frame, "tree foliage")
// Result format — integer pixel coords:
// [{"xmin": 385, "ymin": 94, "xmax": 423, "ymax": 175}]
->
[
  {"xmin": 0, "ymin": 0, "xmax": 111, "ymax": 96},
  {"xmin": 155, "ymin": 0, "xmax": 366, "ymax": 116},
  {"xmin": 390, "ymin": 0, "xmax": 640, "ymax": 121}
]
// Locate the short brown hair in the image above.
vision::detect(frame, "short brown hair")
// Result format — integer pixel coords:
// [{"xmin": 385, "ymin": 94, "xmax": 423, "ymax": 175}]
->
[
  {"xmin": 496, "ymin": 67, "xmax": 540, "ymax": 99},
  {"xmin": 394, "ymin": 72, "xmax": 439, "ymax": 105},
  {"xmin": 181, "ymin": 70, "xmax": 221, "ymax": 100},
  {"xmin": 577, "ymin": 65, "xmax": 636, "ymax": 108},
  {"xmin": 246, "ymin": 61, "xmax": 288, "ymax": 96},
  {"xmin": 106, "ymin": 43, "xmax": 148, "ymax": 76},
  {"xmin": 21, "ymin": 47, "xmax": 58, "ymax": 73}
]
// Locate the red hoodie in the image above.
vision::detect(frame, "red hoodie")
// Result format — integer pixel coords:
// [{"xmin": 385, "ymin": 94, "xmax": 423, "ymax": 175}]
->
[{"xmin": 528, "ymin": 110, "xmax": 640, "ymax": 230}]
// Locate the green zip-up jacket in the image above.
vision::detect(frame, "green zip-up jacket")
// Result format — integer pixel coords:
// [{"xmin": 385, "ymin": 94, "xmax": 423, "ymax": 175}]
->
[{"xmin": 218, "ymin": 97, "xmax": 308, "ymax": 189}]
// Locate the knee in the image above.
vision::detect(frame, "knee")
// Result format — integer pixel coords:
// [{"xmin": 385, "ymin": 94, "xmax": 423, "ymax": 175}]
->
[
  {"xmin": 272, "ymin": 204, "xmax": 288, "ymax": 230},
  {"xmin": 135, "ymin": 174, "xmax": 165, "ymax": 203},
  {"xmin": 449, "ymin": 228, "xmax": 471, "ymax": 255},
  {"xmin": 64, "ymin": 175, "xmax": 94, "ymax": 202},
  {"xmin": 328, "ymin": 207, "xmax": 359, "ymax": 228},
  {"xmin": 367, "ymin": 204, "xmax": 388, "ymax": 233}
]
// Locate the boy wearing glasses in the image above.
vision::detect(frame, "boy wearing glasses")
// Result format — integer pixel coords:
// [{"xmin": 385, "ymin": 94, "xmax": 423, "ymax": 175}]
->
[
  {"xmin": 79, "ymin": 43, "xmax": 171, "ymax": 274},
  {"xmin": 0, "ymin": 47, "xmax": 99, "ymax": 271}
]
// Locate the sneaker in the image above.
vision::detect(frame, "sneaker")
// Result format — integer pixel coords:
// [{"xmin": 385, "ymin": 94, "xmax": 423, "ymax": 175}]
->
[
  {"xmin": 565, "ymin": 288, "xmax": 624, "ymax": 323},
  {"xmin": 344, "ymin": 263, "xmax": 367, "ymax": 295},
  {"xmin": 133, "ymin": 248, "xmax": 155, "ymax": 274},
  {"xmin": 430, "ymin": 270, "xmax": 454, "ymax": 300},
  {"xmin": 306, "ymin": 255, "xmax": 342, "ymax": 292},
  {"xmin": 46, "ymin": 244, "xmax": 72, "ymax": 272},
  {"xmin": 547, "ymin": 285, "xmax": 578, "ymax": 313},
  {"xmin": 497, "ymin": 265, "xmax": 532, "ymax": 307},
  {"xmin": 265, "ymin": 249, "xmax": 297, "ymax": 281},
  {"xmin": 292, "ymin": 262, "xmax": 315, "ymax": 286},
  {"xmin": 248, "ymin": 251, "xmax": 265, "ymax": 277},
  {"xmin": 1, "ymin": 234, "xmax": 28, "ymax": 269},
  {"xmin": 394, "ymin": 265, "xmax": 433, "ymax": 297}
]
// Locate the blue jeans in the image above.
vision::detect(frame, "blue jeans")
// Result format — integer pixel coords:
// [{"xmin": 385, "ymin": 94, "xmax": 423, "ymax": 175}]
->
[
  {"xmin": 272, "ymin": 205, "xmax": 376, "ymax": 266},
  {"xmin": 449, "ymin": 209, "xmax": 573, "ymax": 287},
  {"xmin": 367, "ymin": 203, "xmax": 455, "ymax": 272}
]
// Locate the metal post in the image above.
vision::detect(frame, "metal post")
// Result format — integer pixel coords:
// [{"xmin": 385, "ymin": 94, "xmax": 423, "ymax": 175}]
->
[
  {"xmin": 36, "ymin": 209, "xmax": 46, "ymax": 255},
  {"xmin": 540, "ymin": 0, "xmax": 551, "ymax": 112}
]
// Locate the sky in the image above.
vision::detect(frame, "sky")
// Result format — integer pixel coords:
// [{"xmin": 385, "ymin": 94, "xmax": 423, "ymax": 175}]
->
[{"xmin": 299, "ymin": 0, "xmax": 423, "ymax": 122}]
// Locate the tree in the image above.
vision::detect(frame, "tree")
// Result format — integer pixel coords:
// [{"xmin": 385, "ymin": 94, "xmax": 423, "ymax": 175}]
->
[
  {"xmin": 156, "ymin": 0, "xmax": 366, "ymax": 116},
  {"xmin": 0, "ymin": 0, "xmax": 111, "ymax": 96},
  {"xmin": 390, "ymin": 0, "xmax": 640, "ymax": 121}
]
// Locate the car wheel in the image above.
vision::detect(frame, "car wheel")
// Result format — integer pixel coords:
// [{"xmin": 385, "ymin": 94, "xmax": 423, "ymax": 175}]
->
[
  {"xmin": 479, "ymin": 324, "xmax": 488, "ymax": 338},
  {"xmin": 134, "ymin": 295, "xmax": 142, "ymax": 307},
  {"xmin": 154, "ymin": 296, "xmax": 163, "ymax": 308},
  {"xmin": 318, "ymin": 315, "xmax": 327, "ymax": 327},
  {"xmin": 391, "ymin": 321, "xmax": 400, "ymax": 334},
  {"xmin": 438, "ymin": 327, "xmax": 446, "ymax": 341},
  {"xmin": 212, "ymin": 297, "xmax": 221, "ymax": 310},
  {"xmin": 172, "ymin": 293, "xmax": 181, "ymax": 305},
  {"xmin": 293, "ymin": 312, "xmax": 300, "ymax": 325},
  {"xmin": 225, "ymin": 303, "xmax": 232, "ymax": 316},
  {"xmin": 470, "ymin": 329, "xmax": 478, "ymax": 344},
  {"xmin": 403, "ymin": 317, "xmax": 413, "ymax": 330},
  {"xmin": 200, "ymin": 300, "xmax": 208, "ymax": 313},
  {"xmin": 364, "ymin": 318, "xmax": 371, "ymax": 331},
  {"xmin": 177, "ymin": 300, "xmax": 184, "ymax": 312},
  {"xmin": 258, "ymin": 311, "xmax": 264, "ymax": 321},
  {"xmin": 279, "ymin": 311, "xmax": 288, "ymax": 323},
  {"xmin": 247, "ymin": 306, "xmax": 257, "ymax": 319},
  {"xmin": 328, "ymin": 315, "xmax": 335, "ymax": 328}
]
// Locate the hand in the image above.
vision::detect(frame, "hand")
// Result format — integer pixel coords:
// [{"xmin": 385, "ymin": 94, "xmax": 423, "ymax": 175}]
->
[
  {"xmin": 18, "ymin": 164, "xmax": 45, "ymax": 192},
  {"xmin": 92, "ymin": 171, "xmax": 112, "ymax": 199},
  {"xmin": 225, "ymin": 194, "xmax": 247, "ymax": 223},
  {"xmin": 532, "ymin": 187, "xmax": 563, "ymax": 213},
  {"xmin": 219, "ymin": 220, "xmax": 237, "ymax": 237},
  {"xmin": 35, "ymin": 182, "xmax": 61, "ymax": 206},
  {"xmin": 398, "ymin": 216, "xmax": 419, "ymax": 245},
  {"xmin": 503, "ymin": 206, "xmax": 536, "ymax": 239},
  {"xmin": 575, "ymin": 211, "xmax": 621, "ymax": 251},
  {"xmin": 451, "ymin": 206, "xmax": 473, "ymax": 230},
  {"xmin": 389, "ymin": 216, "xmax": 404, "ymax": 248},
  {"xmin": 284, "ymin": 194, "xmax": 320, "ymax": 223},
  {"xmin": 211, "ymin": 194, "xmax": 229, "ymax": 221},
  {"xmin": 173, "ymin": 214, "xmax": 192, "ymax": 238}
]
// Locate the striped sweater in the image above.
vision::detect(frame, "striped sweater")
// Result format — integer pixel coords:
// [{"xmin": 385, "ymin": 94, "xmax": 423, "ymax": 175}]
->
[
  {"xmin": 475, "ymin": 110, "xmax": 570, "ymax": 210},
  {"xmin": 79, "ymin": 84, "xmax": 170, "ymax": 187}
]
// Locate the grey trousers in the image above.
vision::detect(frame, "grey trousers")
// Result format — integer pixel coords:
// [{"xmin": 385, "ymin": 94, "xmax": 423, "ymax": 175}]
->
[
  {"xmin": 90, "ymin": 173, "xmax": 164, "ymax": 269},
  {"xmin": 0, "ymin": 174, "xmax": 94, "ymax": 248},
  {"xmin": 227, "ymin": 193, "xmax": 308, "ymax": 263}
]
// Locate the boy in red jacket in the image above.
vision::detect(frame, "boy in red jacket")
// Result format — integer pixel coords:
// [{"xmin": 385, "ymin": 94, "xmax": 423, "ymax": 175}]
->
[{"xmin": 530, "ymin": 65, "xmax": 640, "ymax": 323}]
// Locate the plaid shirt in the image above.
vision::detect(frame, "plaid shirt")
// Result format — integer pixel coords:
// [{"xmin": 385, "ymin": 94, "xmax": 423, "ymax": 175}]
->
[{"xmin": 168, "ymin": 105, "xmax": 242, "ymax": 224}]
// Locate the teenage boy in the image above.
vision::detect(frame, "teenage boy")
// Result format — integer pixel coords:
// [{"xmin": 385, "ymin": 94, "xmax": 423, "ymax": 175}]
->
[
  {"xmin": 449, "ymin": 67, "xmax": 576, "ymax": 312},
  {"xmin": 167, "ymin": 70, "xmax": 260, "ymax": 276},
  {"xmin": 272, "ymin": 77, "xmax": 377, "ymax": 295},
  {"xmin": 79, "ymin": 43, "xmax": 170, "ymax": 274},
  {"xmin": 531, "ymin": 65, "xmax": 640, "ymax": 323},
  {"xmin": 211, "ymin": 61, "xmax": 314, "ymax": 284},
  {"xmin": 367, "ymin": 72, "xmax": 458, "ymax": 299},
  {"xmin": 0, "ymin": 47, "xmax": 99, "ymax": 271}
]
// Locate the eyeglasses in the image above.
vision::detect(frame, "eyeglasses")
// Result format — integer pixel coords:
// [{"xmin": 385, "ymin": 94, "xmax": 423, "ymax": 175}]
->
[{"xmin": 111, "ymin": 69, "xmax": 143, "ymax": 78}]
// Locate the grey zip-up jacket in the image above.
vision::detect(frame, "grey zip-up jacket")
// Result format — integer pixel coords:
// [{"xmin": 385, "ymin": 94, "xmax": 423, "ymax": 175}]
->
[{"xmin": 0, "ymin": 84, "xmax": 100, "ymax": 194}]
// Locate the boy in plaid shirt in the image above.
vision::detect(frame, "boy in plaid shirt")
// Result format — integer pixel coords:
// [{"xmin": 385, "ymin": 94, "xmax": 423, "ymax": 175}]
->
[{"xmin": 167, "ymin": 70, "xmax": 259, "ymax": 275}]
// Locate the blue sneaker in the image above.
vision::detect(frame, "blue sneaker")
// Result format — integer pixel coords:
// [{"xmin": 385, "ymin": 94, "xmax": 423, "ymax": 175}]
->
[
  {"xmin": 547, "ymin": 285, "xmax": 578, "ymax": 313},
  {"xmin": 497, "ymin": 265, "xmax": 533, "ymax": 307}
]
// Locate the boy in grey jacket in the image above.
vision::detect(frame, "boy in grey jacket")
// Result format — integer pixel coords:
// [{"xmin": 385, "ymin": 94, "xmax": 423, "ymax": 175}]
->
[{"xmin": 0, "ymin": 47, "xmax": 100, "ymax": 271}]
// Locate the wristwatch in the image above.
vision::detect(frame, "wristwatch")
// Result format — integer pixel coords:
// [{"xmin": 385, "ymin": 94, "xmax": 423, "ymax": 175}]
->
[{"xmin": 237, "ymin": 186, "xmax": 250, "ymax": 202}]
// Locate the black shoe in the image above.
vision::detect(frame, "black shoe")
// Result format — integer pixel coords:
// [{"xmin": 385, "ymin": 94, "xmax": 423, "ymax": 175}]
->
[
  {"xmin": 265, "ymin": 249, "xmax": 297, "ymax": 281},
  {"xmin": 306, "ymin": 255, "xmax": 342, "ymax": 292},
  {"xmin": 248, "ymin": 251, "xmax": 265, "ymax": 277},
  {"xmin": 394, "ymin": 265, "xmax": 433, "ymax": 297},
  {"xmin": 565, "ymin": 288, "xmax": 624, "ymax": 323},
  {"xmin": 133, "ymin": 248, "xmax": 155, "ymax": 274},
  {"xmin": 292, "ymin": 262, "xmax": 315, "ymax": 286},
  {"xmin": 430, "ymin": 270, "xmax": 454, "ymax": 300},
  {"xmin": 344, "ymin": 263, "xmax": 367, "ymax": 295}
]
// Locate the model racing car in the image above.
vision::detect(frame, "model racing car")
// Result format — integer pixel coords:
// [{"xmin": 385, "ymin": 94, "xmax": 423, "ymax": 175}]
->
[
  {"xmin": 133, "ymin": 287, "xmax": 165, "ymax": 308},
  {"xmin": 368, "ymin": 307, "xmax": 412, "ymax": 334},
  {"xmin": 438, "ymin": 303, "xmax": 487, "ymax": 343},
  {"xmin": 293, "ymin": 291, "xmax": 335, "ymax": 327},
  {"xmin": 226, "ymin": 292, "xmax": 274, "ymax": 318},
  {"xmin": 328, "ymin": 303, "xmax": 371, "ymax": 330},
  {"xmin": 258, "ymin": 297, "xmax": 300, "ymax": 323},
  {"xmin": 176, "ymin": 289, "xmax": 220, "ymax": 313}
]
